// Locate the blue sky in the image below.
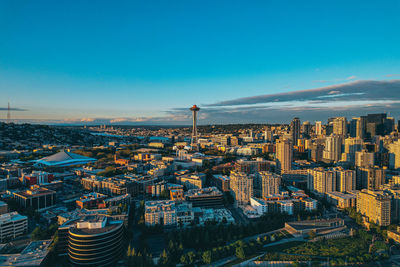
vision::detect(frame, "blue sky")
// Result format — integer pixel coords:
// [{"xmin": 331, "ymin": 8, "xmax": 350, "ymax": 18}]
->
[{"xmin": 0, "ymin": 0, "xmax": 399, "ymax": 124}]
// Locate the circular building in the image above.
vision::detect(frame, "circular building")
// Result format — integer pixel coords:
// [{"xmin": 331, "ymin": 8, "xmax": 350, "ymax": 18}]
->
[{"xmin": 68, "ymin": 216, "xmax": 124, "ymax": 267}]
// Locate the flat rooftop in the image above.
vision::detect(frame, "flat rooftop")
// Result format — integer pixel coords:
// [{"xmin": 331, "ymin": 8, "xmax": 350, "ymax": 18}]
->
[
  {"xmin": 0, "ymin": 212, "xmax": 27, "ymax": 224},
  {"xmin": 0, "ymin": 240, "xmax": 51, "ymax": 266},
  {"xmin": 14, "ymin": 187, "xmax": 55, "ymax": 198},
  {"xmin": 186, "ymin": 187, "xmax": 223, "ymax": 197}
]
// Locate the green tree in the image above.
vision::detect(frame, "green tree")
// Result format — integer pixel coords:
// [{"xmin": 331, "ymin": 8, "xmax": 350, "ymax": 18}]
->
[
  {"xmin": 160, "ymin": 189, "xmax": 170, "ymax": 199},
  {"xmin": 235, "ymin": 245, "xmax": 246, "ymax": 259},
  {"xmin": 187, "ymin": 251, "xmax": 196, "ymax": 265},
  {"xmin": 159, "ymin": 249, "xmax": 169, "ymax": 266},
  {"xmin": 180, "ymin": 254, "xmax": 188, "ymax": 265},
  {"xmin": 31, "ymin": 227, "xmax": 46, "ymax": 240},
  {"xmin": 202, "ymin": 250, "xmax": 212, "ymax": 264}
]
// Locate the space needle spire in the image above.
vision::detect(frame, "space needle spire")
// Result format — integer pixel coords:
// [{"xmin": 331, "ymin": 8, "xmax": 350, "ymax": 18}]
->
[
  {"xmin": 190, "ymin": 105, "xmax": 200, "ymax": 150},
  {"xmin": 7, "ymin": 101, "xmax": 11, "ymax": 124}
]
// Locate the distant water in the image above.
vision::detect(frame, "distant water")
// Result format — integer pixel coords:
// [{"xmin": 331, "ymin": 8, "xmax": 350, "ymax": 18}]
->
[
  {"xmin": 91, "ymin": 132, "xmax": 126, "ymax": 138},
  {"xmin": 91, "ymin": 132, "xmax": 170, "ymax": 141}
]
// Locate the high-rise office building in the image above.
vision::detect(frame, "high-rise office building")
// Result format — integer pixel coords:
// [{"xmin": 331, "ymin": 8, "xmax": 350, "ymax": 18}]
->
[
  {"xmin": 315, "ymin": 121, "xmax": 322, "ymax": 136},
  {"xmin": 364, "ymin": 113, "xmax": 393, "ymax": 138},
  {"xmin": 290, "ymin": 117, "xmax": 301, "ymax": 146},
  {"xmin": 356, "ymin": 167, "xmax": 385, "ymax": 190},
  {"xmin": 260, "ymin": 171, "xmax": 281, "ymax": 198},
  {"xmin": 323, "ymin": 135, "xmax": 342, "ymax": 162},
  {"xmin": 307, "ymin": 168, "xmax": 337, "ymax": 193},
  {"xmin": 341, "ymin": 137, "xmax": 363, "ymax": 163},
  {"xmin": 336, "ymin": 168, "xmax": 356, "ymax": 192},
  {"xmin": 310, "ymin": 143, "xmax": 324, "ymax": 162},
  {"xmin": 356, "ymin": 116, "xmax": 366, "ymax": 139},
  {"xmin": 349, "ymin": 118, "xmax": 358, "ymax": 137},
  {"xmin": 264, "ymin": 128, "xmax": 273, "ymax": 142},
  {"xmin": 276, "ymin": 139, "xmax": 293, "ymax": 173},
  {"xmin": 355, "ymin": 149, "xmax": 375, "ymax": 168},
  {"xmin": 357, "ymin": 189, "xmax": 391, "ymax": 226},
  {"xmin": 302, "ymin": 121, "xmax": 311, "ymax": 137},
  {"xmin": 389, "ymin": 140, "xmax": 400, "ymax": 170},
  {"xmin": 230, "ymin": 171, "xmax": 253, "ymax": 206},
  {"xmin": 332, "ymin": 117, "xmax": 347, "ymax": 137}
]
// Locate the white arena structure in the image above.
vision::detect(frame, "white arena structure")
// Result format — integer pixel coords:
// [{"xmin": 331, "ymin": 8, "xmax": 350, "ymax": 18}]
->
[{"xmin": 35, "ymin": 151, "xmax": 97, "ymax": 167}]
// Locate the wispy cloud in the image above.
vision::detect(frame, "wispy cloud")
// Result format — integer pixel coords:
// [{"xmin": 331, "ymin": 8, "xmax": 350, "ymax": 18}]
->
[
  {"xmin": 59, "ymin": 113, "xmax": 193, "ymax": 125},
  {"xmin": 208, "ymin": 80, "xmax": 400, "ymax": 107},
  {"xmin": 0, "ymin": 107, "xmax": 28, "ymax": 111},
  {"xmin": 313, "ymin": 75, "xmax": 357, "ymax": 83},
  {"xmin": 385, "ymin": 74, "xmax": 400, "ymax": 77}
]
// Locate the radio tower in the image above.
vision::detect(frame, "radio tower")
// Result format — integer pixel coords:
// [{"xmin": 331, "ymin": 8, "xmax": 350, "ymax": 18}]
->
[
  {"xmin": 7, "ymin": 101, "xmax": 11, "ymax": 124},
  {"xmin": 190, "ymin": 105, "xmax": 200, "ymax": 150}
]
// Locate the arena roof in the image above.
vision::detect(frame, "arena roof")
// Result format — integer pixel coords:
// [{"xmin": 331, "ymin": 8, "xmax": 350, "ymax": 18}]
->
[{"xmin": 35, "ymin": 151, "xmax": 97, "ymax": 167}]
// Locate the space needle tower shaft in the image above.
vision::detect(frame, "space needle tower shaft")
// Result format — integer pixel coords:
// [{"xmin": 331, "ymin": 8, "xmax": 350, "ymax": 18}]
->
[{"xmin": 190, "ymin": 105, "xmax": 200, "ymax": 150}]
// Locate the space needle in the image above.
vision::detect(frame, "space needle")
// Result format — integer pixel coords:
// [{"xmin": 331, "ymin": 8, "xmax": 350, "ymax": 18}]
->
[{"xmin": 190, "ymin": 105, "xmax": 200, "ymax": 150}]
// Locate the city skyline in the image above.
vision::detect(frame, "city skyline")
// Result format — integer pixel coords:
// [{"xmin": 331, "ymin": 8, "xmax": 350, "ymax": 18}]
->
[{"xmin": 1, "ymin": 0, "xmax": 400, "ymax": 124}]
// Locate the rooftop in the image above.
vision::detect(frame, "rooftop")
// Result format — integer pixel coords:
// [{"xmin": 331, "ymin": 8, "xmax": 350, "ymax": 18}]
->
[
  {"xmin": 35, "ymin": 150, "xmax": 97, "ymax": 167},
  {"xmin": 14, "ymin": 187, "xmax": 55, "ymax": 198},
  {"xmin": 186, "ymin": 187, "xmax": 223, "ymax": 197},
  {"xmin": 71, "ymin": 216, "xmax": 123, "ymax": 235},
  {"xmin": 0, "ymin": 212, "xmax": 27, "ymax": 224},
  {"xmin": 77, "ymin": 192, "xmax": 107, "ymax": 203},
  {"xmin": 213, "ymin": 174, "xmax": 230, "ymax": 181},
  {"xmin": 0, "ymin": 240, "xmax": 51, "ymax": 266}
]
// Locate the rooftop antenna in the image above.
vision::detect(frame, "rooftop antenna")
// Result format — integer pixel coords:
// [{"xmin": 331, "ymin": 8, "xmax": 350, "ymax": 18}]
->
[{"xmin": 7, "ymin": 101, "xmax": 11, "ymax": 124}]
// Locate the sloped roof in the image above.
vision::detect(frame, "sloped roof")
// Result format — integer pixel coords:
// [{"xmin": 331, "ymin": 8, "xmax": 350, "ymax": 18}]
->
[{"xmin": 36, "ymin": 151, "xmax": 97, "ymax": 167}]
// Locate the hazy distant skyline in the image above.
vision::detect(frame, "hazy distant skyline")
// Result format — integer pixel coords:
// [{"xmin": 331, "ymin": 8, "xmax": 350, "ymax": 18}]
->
[{"xmin": 1, "ymin": 1, "xmax": 399, "ymax": 125}]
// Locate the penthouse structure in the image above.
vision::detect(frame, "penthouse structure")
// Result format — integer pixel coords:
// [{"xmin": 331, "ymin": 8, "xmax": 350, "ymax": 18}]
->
[
  {"xmin": 68, "ymin": 216, "xmax": 124, "ymax": 266},
  {"xmin": 0, "ymin": 212, "xmax": 27, "ymax": 242},
  {"xmin": 185, "ymin": 187, "xmax": 224, "ymax": 208},
  {"xmin": 357, "ymin": 189, "xmax": 391, "ymax": 226},
  {"xmin": 13, "ymin": 186, "xmax": 56, "ymax": 211}
]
